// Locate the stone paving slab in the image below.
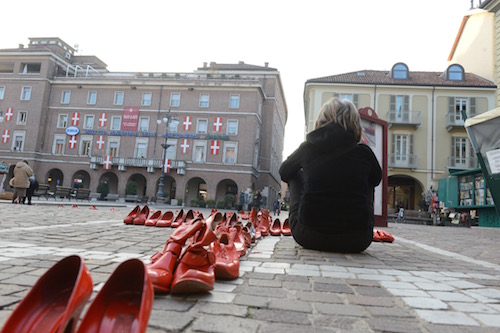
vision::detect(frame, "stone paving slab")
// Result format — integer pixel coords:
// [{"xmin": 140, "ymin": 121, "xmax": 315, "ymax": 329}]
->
[{"xmin": 0, "ymin": 202, "xmax": 500, "ymax": 332}]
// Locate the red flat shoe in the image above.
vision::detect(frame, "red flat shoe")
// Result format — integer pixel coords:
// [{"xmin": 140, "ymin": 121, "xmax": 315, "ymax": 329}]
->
[
  {"xmin": 145, "ymin": 210, "xmax": 162, "ymax": 227},
  {"xmin": 281, "ymin": 218, "xmax": 292, "ymax": 236},
  {"xmin": 1, "ymin": 255, "xmax": 93, "ymax": 333},
  {"xmin": 156, "ymin": 211, "xmax": 174, "ymax": 228},
  {"xmin": 76, "ymin": 258, "xmax": 153, "ymax": 333},
  {"xmin": 124, "ymin": 205, "xmax": 141, "ymax": 224},
  {"xmin": 133, "ymin": 205, "xmax": 150, "ymax": 225},
  {"xmin": 373, "ymin": 229, "xmax": 394, "ymax": 243},
  {"xmin": 270, "ymin": 218, "xmax": 282, "ymax": 236}
]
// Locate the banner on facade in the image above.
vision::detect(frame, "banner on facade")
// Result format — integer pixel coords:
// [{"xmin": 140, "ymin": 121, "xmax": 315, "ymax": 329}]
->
[{"xmin": 122, "ymin": 106, "xmax": 139, "ymax": 131}]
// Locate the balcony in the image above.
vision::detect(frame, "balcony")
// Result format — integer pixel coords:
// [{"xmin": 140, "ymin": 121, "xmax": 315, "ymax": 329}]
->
[
  {"xmin": 448, "ymin": 156, "xmax": 477, "ymax": 170},
  {"xmin": 90, "ymin": 156, "xmax": 186, "ymax": 175},
  {"xmin": 388, "ymin": 154, "xmax": 418, "ymax": 169},
  {"xmin": 446, "ymin": 112, "xmax": 475, "ymax": 131},
  {"xmin": 387, "ymin": 111, "xmax": 422, "ymax": 129}
]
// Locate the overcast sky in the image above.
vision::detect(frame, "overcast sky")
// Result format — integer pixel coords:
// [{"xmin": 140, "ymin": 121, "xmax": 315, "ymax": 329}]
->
[{"xmin": 1, "ymin": 0, "xmax": 475, "ymax": 158}]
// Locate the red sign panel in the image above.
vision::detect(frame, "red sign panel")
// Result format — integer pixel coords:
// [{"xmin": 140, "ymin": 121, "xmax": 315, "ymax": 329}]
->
[{"xmin": 122, "ymin": 106, "xmax": 139, "ymax": 131}]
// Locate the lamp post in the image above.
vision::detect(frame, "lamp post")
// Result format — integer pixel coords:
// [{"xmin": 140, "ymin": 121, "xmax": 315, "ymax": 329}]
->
[{"xmin": 156, "ymin": 110, "xmax": 176, "ymax": 202}]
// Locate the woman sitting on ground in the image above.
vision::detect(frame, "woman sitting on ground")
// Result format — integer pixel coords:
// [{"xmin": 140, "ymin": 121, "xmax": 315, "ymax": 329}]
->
[{"xmin": 279, "ymin": 97, "xmax": 382, "ymax": 253}]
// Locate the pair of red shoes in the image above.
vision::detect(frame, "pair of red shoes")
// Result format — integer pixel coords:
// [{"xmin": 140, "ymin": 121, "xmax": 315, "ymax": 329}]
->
[
  {"xmin": 269, "ymin": 218, "xmax": 292, "ymax": 236},
  {"xmin": 1, "ymin": 256, "xmax": 153, "ymax": 333},
  {"xmin": 147, "ymin": 212, "xmax": 226, "ymax": 294},
  {"xmin": 123, "ymin": 205, "xmax": 150, "ymax": 225},
  {"xmin": 373, "ymin": 229, "xmax": 395, "ymax": 243}
]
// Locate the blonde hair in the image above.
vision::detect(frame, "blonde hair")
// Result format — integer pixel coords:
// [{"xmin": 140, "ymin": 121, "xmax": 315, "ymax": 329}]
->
[{"xmin": 314, "ymin": 97, "xmax": 362, "ymax": 142}]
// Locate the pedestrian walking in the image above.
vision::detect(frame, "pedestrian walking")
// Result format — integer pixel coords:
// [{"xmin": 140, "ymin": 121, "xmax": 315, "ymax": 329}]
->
[{"xmin": 10, "ymin": 160, "xmax": 34, "ymax": 204}]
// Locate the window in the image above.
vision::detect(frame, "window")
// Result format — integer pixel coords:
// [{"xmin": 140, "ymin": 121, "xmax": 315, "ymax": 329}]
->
[
  {"xmin": 165, "ymin": 139, "xmax": 177, "ymax": 161},
  {"xmin": 452, "ymin": 137, "xmax": 471, "ymax": 167},
  {"xmin": 447, "ymin": 64, "xmax": 464, "ymax": 81},
  {"xmin": 84, "ymin": 115, "xmax": 94, "ymax": 129},
  {"xmin": 199, "ymin": 93, "xmax": 209, "ymax": 108},
  {"xmin": 0, "ymin": 86, "xmax": 4, "ymax": 100},
  {"xmin": 197, "ymin": 119, "xmax": 208, "ymax": 134},
  {"xmin": 192, "ymin": 140, "xmax": 207, "ymax": 162},
  {"xmin": 223, "ymin": 142, "xmax": 237, "ymax": 164},
  {"xmin": 391, "ymin": 63, "xmax": 409, "ymax": 79},
  {"xmin": 139, "ymin": 117, "xmax": 149, "ymax": 132},
  {"xmin": 20, "ymin": 63, "xmax": 41, "ymax": 74},
  {"xmin": 227, "ymin": 120, "xmax": 238, "ymax": 135},
  {"xmin": 87, "ymin": 91, "xmax": 97, "ymax": 105},
  {"xmin": 12, "ymin": 131, "xmax": 25, "ymax": 151},
  {"xmin": 142, "ymin": 92, "xmax": 152, "ymax": 106},
  {"xmin": 391, "ymin": 133, "xmax": 414, "ymax": 168},
  {"xmin": 134, "ymin": 138, "xmax": 148, "ymax": 158},
  {"xmin": 110, "ymin": 116, "xmax": 121, "ymax": 130},
  {"xmin": 61, "ymin": 90, "xmax": 71, "ymax": 104},
  {"xmin": 108, "ymin": 138, "xmax": 120, "ymax": 157},
  {"xmin": 114, "ymin": 91, "xmax": 124, "ymax": 105},
  {"xmin": 53, "ymin": 134, "xmax": 66, "ymax": 155},
  {"xmin": 57, "ymin": 114, "xmax": 68, "ymax": 128},
  {"xmin": 390, "ymin": 95, "xmax": 410, "ymax": 121},
  {"xmin": 454, "ymin": 97, "xmax": 467, "ymax": 121},
  {"xmin": 21, "ymin": 86, "xmax": 31, "ymax": 100},
  {"xmin": 79, "ymin": 136, "xmax": 92, "ymax": 157},
  {"xmin": 229, "ymin": 95, "xmax": 240, "ymax": 108},
  {"xmin": 17, "ymin": 111, "xmax": 27, "ymax": 125},
  {"xmin": 0, "ymin": 63, "xmax": 14, "ymax": 74},
  {"xmin": 168, "ymin": 119, "xmax": 179, "ymax": 133},
  {"xmin": 170, "ymin": 93, "xmax": 180, "ymax": 107}
]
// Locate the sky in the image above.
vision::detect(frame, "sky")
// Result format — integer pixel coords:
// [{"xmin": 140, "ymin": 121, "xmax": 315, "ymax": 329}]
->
[{"xmin": 0, "ymin": 0, "xmax": 476, "ymax": 159}]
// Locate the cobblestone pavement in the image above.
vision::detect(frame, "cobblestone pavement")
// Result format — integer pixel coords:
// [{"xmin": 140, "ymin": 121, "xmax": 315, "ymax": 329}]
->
[{"xmin": 1, "ymin": 201, "xmax": 500, "ymax": 332}]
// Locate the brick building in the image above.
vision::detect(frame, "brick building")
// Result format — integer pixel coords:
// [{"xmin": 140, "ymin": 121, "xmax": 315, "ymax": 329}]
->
[{"xmin": 0, "ymin": 37, "xmax": 287, "ymax": 208}]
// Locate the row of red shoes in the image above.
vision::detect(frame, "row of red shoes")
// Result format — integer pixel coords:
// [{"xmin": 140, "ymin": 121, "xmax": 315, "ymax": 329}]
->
[
  {"xmin": 1, "ymin": 256, "xmax": 153, "ymax": 333},
  {"xmin": 373, "ymin": 229, "xmax": 395, "ymax": 243}
]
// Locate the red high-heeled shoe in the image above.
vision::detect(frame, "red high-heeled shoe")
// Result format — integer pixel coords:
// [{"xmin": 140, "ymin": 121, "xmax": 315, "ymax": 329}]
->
[
  {"xmin": 210, "ymin": 232, "xmax": 240, "ymax": 280},
  {"xmin": 281, "ymin": 218, "xmax": 292, "ymax": 236},
  {"xmin": 270, "ymin": 218, "xmax": 282, "ymax": 236},
  {"xmin": 145, "ymin": 210, "xmax": 162, "ymax": 227},
  {"xmin": 1, "ymin": 255, "xmax": 93, "ymax": 333},
  {"xmin": 133, "ymin": 205, "xmax": 150, "ymax": 225},
  {"xmin": 170, "ymin": 209, "xmax": 185, "ymax": 228},
  {"xmin": 156, "ymin": 211, "xmax": 174, "ymax": 228},
  {"xmin": 76, "ymin": 258, "xmax": 153, "ymax": 333},
  {"xmin": 124, "ymin": 205, "xmax": 141, "ymax": 224}
]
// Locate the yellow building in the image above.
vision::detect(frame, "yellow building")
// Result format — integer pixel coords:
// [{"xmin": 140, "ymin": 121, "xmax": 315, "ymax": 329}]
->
[{"xmin": 304, "ymin": 63, "xmax": 495, "ymax": 211}]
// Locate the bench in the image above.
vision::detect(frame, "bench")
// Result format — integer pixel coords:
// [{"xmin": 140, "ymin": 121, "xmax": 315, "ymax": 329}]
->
[
  {"xmin": 105, "ymin": 193, "xmax": 120, "ymax": 201},
  {"xmin": 48, "ymin": 186, "xmax": 73, "ymax": 201},
  {"xmin": 125, "ymin": 194, "xmax": 149, "ymax": 203},
  {"xmin": 71, "ymin": 188, "xmax": 91, "ymax": 201},
  {"xmin": 33, "ymin": 184, "xmax": 50, "ymax": 200}
]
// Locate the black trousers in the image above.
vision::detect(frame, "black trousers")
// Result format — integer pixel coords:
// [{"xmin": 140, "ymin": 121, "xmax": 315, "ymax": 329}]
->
[{"xmin": 288, "ymin": 170, "xmax": 373, "ymax": 253}]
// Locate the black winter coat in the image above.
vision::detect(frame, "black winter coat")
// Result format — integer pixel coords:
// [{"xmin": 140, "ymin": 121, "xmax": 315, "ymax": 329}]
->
[{"xmin": 279, "ymin": 123, "xmax": 382, "ymax": 234}]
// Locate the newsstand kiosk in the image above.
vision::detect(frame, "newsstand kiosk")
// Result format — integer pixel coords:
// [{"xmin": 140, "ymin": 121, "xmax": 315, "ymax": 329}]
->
[
  {"xmin": 462, "ymin": 107, "xmax": 500, "ymax": 227},
  {"xmin": 358, "ymin": 107, "xmax": 388, "ymax": 227}
]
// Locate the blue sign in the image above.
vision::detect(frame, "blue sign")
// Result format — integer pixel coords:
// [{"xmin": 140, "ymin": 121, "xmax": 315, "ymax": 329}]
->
[{"xmin": 65, "ymin": 126, "xmax": 80, "ymax": 136}]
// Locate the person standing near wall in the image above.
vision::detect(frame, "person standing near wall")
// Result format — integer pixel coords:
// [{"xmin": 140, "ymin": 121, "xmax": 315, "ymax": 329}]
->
[{"xmin": 11, "ymin": 160, "xmax": 33, "ymax": 204}]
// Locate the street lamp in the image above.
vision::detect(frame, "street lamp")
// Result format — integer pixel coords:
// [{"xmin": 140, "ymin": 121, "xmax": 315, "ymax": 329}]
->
[{"xmin": 156, "ymin": 110, "xmax": 177, "ymax": 202}]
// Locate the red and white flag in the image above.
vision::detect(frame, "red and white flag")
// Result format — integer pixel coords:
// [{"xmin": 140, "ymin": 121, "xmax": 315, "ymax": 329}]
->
[
  {"xmin": 103, "ymin": 155, "xmax": 112, "ymax": 170},
  {"xmin": 210, "ymin": 140, "xmax": 220, "ymax": 155},
  {"xmin": 69, "ymin": 135, "xmax": 77, "ymax": 149},
  {"xmin": 99, "ymin": 113, "xmax": 107, "ymax": 127},
  {"xmin": 2, "ymin": 129, "xmax": 10, "ymax": 143},
  {"xmin": 71, "ymin": 112, "xmax": 80, "ymax": 126},
  {"xmin": 213, "ymin": 117, "xmax": 222, "ymax": 132},
  {"xmin": 164, "ymin": 159, "xmax": 171, "ymax": 173},
  {"xmin": 181, "ymin": 139, "xmax": 190, "ymax": 154},
  {"xmin": 183, "ymin": 116, "xmax": 192, "ymax": 131},
  {"xmin": 96, "ymin": 135, "xmax": 105, "ymax": 150},
  {"xmin": 5, "ymin": 108, "xmax": 13, "ymax": 122}
]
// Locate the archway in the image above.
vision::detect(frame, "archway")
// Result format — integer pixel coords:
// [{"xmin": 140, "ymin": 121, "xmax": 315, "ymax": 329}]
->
[
  {"xmin": 155, "ymin": 175, "xmax": 176, "ymax": 201},
  {"xmin": 185, "ymin": 177, "xmax": 207, "ymax": 206},
  {"xmin": 99, "ymin": 172, "xmax": 119, "ymax": 194},
  {"xmin": 71, "ymin": 170, "xmax": 91, "ymax": 189},
  {"xmin": 388, "ymin": 175, "xmax": 424, "ymax": 211},
  {"xmin": 127, "ymin": 173, "xmax": 147, "ymax": 196},
  {"xmin": 47, "ymin": 168, "xmax": 64, "ymax": 191},
  {"xmin": 215, "ymin": 179, "xmax": 238, "ymax": 206}
]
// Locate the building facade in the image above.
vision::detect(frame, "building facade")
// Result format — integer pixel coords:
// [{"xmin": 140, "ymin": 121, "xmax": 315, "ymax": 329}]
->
[
  {"xmin": 304, "ymin": 63, "xmax": 495, "ymax": 210},
  {"xmin": 0, "ymin": 38, "xmax": 287, "ymax": 207}
]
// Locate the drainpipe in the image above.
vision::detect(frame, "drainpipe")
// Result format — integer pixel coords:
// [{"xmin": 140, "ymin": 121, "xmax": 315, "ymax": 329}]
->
[
  {"xmin": 373, "ymin": 84, "xmax": 377, "ymax": 109},
  {"xmin": 431, "ymin": 86, "xmax": 436, "ymax": 182},
  {"xmin": 153, "ymin": 85, "xmax": 163, "ymax": 155}
]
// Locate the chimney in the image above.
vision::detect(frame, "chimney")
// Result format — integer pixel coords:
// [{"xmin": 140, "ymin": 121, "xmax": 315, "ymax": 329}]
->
[
  {"xmin": 18, "ymin": 44, "xmax": 24, "ymax": 49},
  {"xmin": 264, "ymin": 62, "xmax": 269, "ymax": 68},
  {"xmin": 203, "ymin": 62, "xmax": 207, "ymax": 68}
]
